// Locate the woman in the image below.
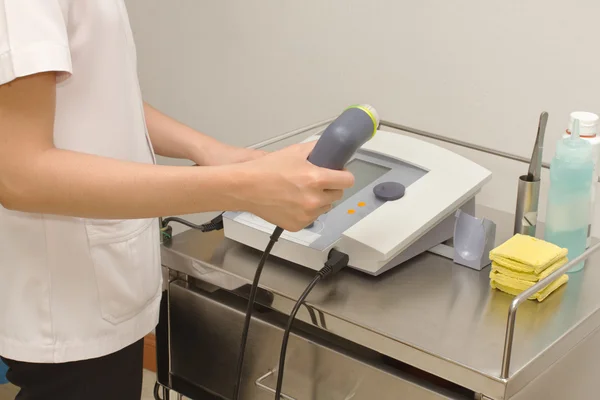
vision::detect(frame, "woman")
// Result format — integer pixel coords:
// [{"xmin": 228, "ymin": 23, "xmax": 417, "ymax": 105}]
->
[{"xmin": 0, "ymin": 1, "xmax": 353, "ymax": 399}]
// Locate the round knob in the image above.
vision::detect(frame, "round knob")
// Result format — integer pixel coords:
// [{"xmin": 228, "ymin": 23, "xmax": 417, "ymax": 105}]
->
[{"xmin": 373, "ymin": 182, "xmax": 405, "ymax": 201}]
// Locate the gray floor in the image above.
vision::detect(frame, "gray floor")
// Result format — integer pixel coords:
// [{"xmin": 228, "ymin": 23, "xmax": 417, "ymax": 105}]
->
[{"xmin": 0, "ymin": 369, "xmax": 173, "ymax": 400}]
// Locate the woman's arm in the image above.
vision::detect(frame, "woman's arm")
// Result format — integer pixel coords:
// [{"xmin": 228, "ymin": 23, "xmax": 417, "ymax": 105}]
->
[
  {"xmin": 0, "ymin": 73, "xmax": 248, "ymax": 219},
  {"xmin": 0, "ymin": 73, "xmax": 353, "ymax": 231},
  {"xmin": 143, "ymin": 102, "xmax": 265, "ymax": 166}
]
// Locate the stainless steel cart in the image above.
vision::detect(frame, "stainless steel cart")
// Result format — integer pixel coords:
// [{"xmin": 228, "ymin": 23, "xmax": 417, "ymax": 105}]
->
[{"xmin": 154, "ymin": 123, "xmax": 600, "ymax": 400}]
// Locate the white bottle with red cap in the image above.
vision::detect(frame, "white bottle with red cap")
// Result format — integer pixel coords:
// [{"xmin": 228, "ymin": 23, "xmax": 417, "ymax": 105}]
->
[{"xmin": 563, "ymin": 111, "xmax": 600, "ymax": 247}]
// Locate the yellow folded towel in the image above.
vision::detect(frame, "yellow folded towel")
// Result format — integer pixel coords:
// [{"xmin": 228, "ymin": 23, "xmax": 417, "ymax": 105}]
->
[
  {"xmin": 490, "ymin": 270, "xmax": 568, "ymax": 302},
  {"xmin": 488, "ymin": 234, "xmax": 569, "ymax": 302},
  {"xmin": 489, "ymin": 234, "xmax": 568, "ymax": 275},
  {"xmin": 491, "ymin": 257, "xmax": 568, "ymax": 282}
]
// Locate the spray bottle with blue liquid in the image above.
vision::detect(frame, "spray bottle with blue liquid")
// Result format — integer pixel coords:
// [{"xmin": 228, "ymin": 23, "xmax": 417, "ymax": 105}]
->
[{"xmin": 545, "ymin": 118, "xmax": 594, "ymax": 272}]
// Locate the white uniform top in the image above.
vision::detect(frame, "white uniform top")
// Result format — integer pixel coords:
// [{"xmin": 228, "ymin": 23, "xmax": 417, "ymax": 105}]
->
[{"xmin": 0, "ymin": 0, "xmax": 162, "ymax": 363}]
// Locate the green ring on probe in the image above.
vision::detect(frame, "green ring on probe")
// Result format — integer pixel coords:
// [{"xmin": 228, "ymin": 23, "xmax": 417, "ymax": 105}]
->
[{"xmin": 346, "ymin": 104, "xmax": 378, "ymax": 137}]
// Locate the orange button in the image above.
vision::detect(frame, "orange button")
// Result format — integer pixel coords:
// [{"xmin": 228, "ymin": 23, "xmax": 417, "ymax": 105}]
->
[
  {"xmin": 347, "ymin": 209, "xmax": 356, "ymax": 215},
  {"xmin": 358, "ymin": 201, "xmax": 366, "ymax": 207}
]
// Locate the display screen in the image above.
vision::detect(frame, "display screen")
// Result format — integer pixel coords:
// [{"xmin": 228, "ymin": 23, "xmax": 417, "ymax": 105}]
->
[{"xmin": 333, "ymin": 159, "xmax": 390, "ymax": 207}]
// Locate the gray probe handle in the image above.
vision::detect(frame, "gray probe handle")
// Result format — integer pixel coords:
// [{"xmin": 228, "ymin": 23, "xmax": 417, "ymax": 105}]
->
[{"xmin": 307, "ymin": 107, "xmax": 376, "ymax": 170}]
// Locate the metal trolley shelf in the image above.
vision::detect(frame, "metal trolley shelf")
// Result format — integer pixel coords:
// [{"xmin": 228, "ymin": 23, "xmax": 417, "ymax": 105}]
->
[{"xmin": 157, "ymin": 119, "xmax": 600, "ymax": 400}]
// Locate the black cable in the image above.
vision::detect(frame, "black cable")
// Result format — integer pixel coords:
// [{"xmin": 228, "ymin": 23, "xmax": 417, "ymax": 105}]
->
[
  {"xmin": 232, "ymin": 226, "xmax": 284, "ymax": 400},
  {"xmin": 160, "ymin": 213, "xmax": 224, "ymax": 245},
  {"xmin": 153, "ymin": 382, "xmax": 160, "ymax": 400},
  {"xmin": 274, "ymin": 249, "xmax": 349, "ymax": 399},
  {"xmin": 153, "ymin": 382, "xmax": 169, "ymax": 400},
  {"xmin": 274, "ymin": 274, "xmax": 321, "ymax": 399},
  {"xmin": 161, "ymin": 213, "xmax": 224, "ymax": 232}
]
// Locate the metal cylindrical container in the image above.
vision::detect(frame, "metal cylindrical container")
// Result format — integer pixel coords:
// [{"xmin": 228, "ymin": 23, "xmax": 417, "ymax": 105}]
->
[{"xmin": 514, "ymin": 175, "xmax": 541, "ymax": 236}]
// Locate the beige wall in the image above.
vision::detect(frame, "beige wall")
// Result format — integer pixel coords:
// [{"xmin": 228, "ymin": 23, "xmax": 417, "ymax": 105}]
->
[{"xmin": 125, "ymin": 0, "xmax": 600, "ymax": 235}]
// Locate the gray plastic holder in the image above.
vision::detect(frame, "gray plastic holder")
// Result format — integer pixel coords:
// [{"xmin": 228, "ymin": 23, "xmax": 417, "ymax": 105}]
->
[{"xmin": 453, "ymin": 209, "xmax": 497, "ymax": 270}]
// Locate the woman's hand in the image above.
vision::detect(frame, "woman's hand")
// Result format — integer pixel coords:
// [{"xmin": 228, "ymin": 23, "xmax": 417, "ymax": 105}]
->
[
  {"xmin": 238, "ymin": 141, "xmax": 355, "ymax": 231},
  {"xmin": 143, "ymin": 103, "xmax": 268, "ymax": 166},
  {"xmin": 189, "ymin": 141, "xmax": 267, "ymax": 166},
  {"xmin": 205, "ymin": 145, "xmax": 266, "ymax": 165}
]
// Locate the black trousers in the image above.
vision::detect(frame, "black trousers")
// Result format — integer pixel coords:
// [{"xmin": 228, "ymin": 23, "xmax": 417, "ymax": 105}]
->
[{"xmin": 1, "ymin": 338, "xmax": 144, "ymax": 400}]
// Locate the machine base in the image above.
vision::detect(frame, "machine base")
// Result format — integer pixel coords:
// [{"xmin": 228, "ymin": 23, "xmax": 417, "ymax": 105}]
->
[
  {"xmin": 223, "ymin": 197, "xmax": 476, "ymax": 276},
  {"xmin": 374, "ymin": 197, "xmax": 476, "ymax": 275}
]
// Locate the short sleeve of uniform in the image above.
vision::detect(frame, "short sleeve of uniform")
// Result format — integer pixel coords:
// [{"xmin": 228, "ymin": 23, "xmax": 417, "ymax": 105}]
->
[{"xmin": 0, "ymin": 0, "xmax": 72, "ymax": 86}]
